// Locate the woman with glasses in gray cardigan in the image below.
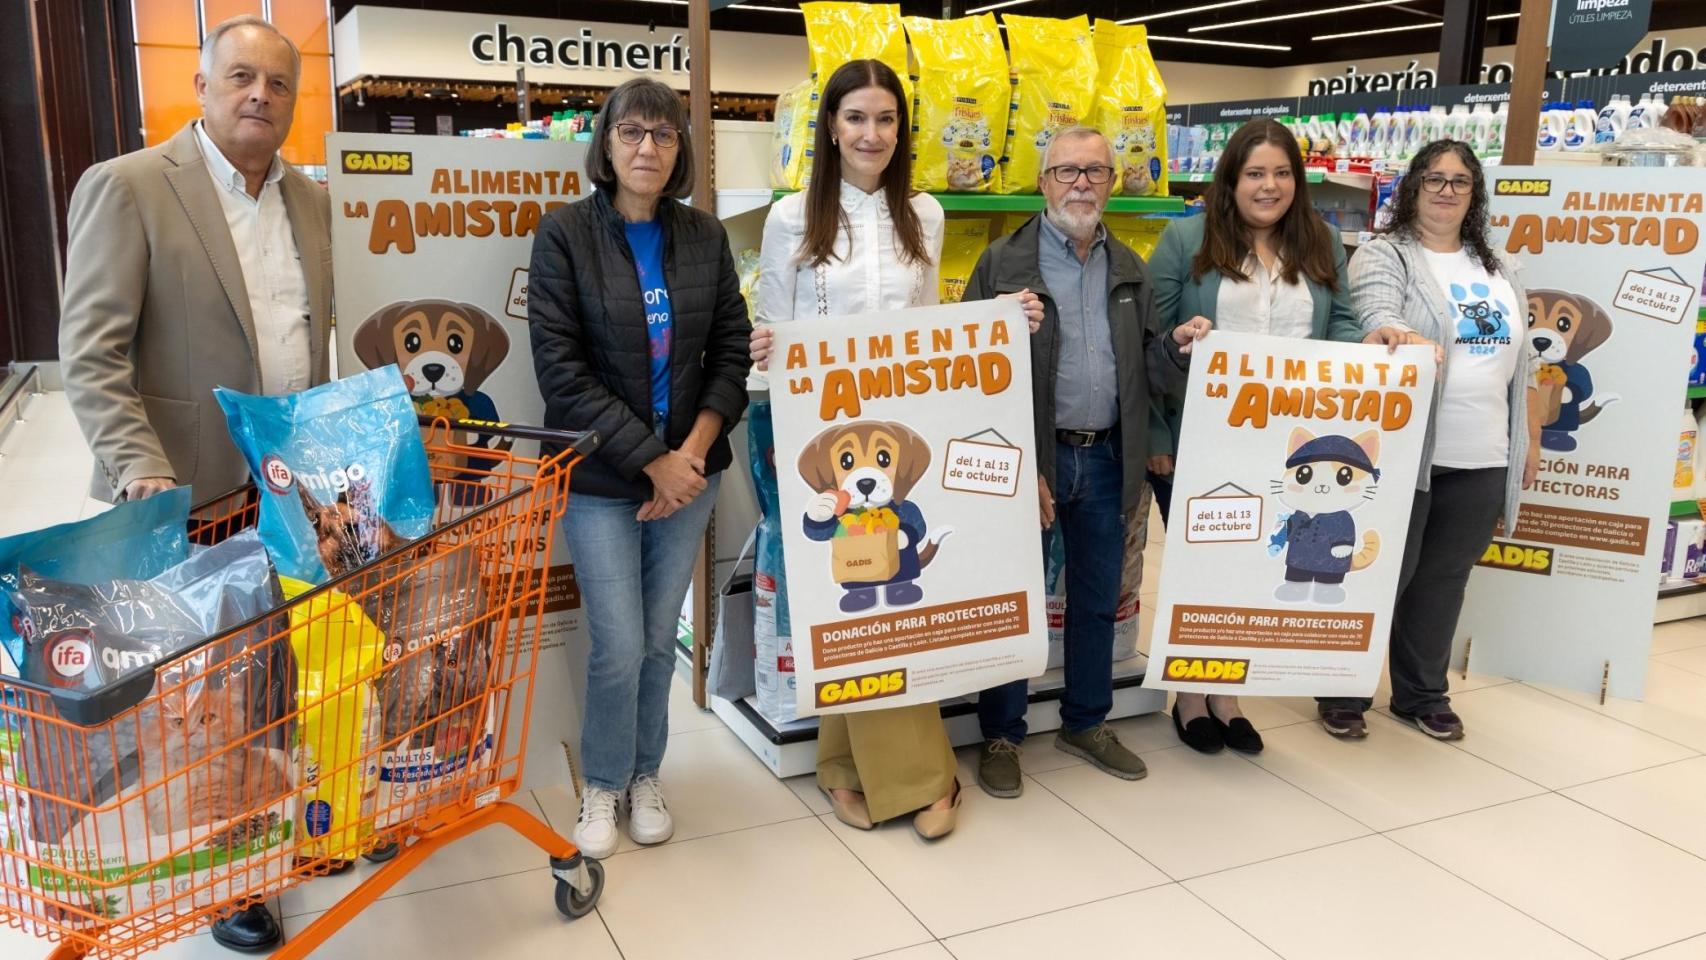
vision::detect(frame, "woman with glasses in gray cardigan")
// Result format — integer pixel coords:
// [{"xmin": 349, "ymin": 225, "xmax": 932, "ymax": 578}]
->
[{"xmin": 1317, "ymin": 139, "xmax": 1541, "ymax": 743}]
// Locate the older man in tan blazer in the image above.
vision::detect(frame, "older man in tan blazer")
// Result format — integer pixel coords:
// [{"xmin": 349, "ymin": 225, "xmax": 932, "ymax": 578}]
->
[
  {"xmin": 56, "ymin": 14, "xmax": 329, "ymax": 952},
  {"xmin": 60, "ymin": 15, "xmax": 331, "ymax": 507}
]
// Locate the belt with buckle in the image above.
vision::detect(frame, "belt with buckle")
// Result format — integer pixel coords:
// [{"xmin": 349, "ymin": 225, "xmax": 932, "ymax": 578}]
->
[{"xmin": 1056, "ymin": 428, "xmax": 1112, "ymax": 447}]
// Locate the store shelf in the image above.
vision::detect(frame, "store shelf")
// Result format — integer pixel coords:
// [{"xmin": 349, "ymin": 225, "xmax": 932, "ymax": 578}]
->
[
  {"xmin": 1671, "ymin": 499, "xmax": 1700, "ymax": 518},
  {"xmin": 1342, "ymin": 230, "xmax": 1372, "ymax": 247},
  {"xmin": 768, "ymin": 190, "xmax": 1185, "ymax": 214},
  {"xmin": 1689, "ymin": 384, "xmax": 1706, "ymax": 400},
  {"xmin": 1162, "ymin": 169, "xmax": 1371, "ymax": 192}
]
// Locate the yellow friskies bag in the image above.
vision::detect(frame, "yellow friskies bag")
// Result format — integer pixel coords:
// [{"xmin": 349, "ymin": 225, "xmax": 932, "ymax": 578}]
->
[
  {"xmin": 1093, "ymin": 21, "xmax": 1170, "ymax": 198},
  {"xmin": 999, "ymin": 14, "xmax": 1096, "ymax": 195},
  {"xmin": 282, "ymin": 575, "xmax": 384, "ymax": 862},
  {"xmin": 800, "ymin": 2, "xmax": 911, "ymax": 190},
  {"xmin": 938, "ymin": 218, "xmax": 991, "ymax": 303},
  {"xmin": 1105, "ymin": 214, "xmax": 1168, "ymax": 261},
  {"xmin": 904, "ymin": 14, "xmax": 1008, "ymax": 193},
  {"xmin": 771, "ymin": 80, "xmax": 814, "ymax": 190}
]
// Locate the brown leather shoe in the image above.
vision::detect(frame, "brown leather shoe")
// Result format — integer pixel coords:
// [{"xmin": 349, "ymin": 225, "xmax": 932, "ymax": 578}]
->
[
  {"xmin": 821, "ymin": 786, "xmax": 874, "ymax": 830},
  {"xmin": 912, "ymin": 780, "xmax": 962, "ymax": 840}
]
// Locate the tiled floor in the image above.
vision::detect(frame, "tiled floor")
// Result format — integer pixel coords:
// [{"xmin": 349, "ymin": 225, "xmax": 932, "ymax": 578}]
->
[{"xmin": 7, "ymin": 391, "xmax": 1706, "ymax": 959}]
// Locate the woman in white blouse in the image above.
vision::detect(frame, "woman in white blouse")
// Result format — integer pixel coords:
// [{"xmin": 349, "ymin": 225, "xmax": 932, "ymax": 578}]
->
[
  {"xmin": 750, "ymin": 59, "xmax": 1039, "ymax": 840},
  {"xmin": 1146, "ymin": 118, "xmax": 1365, "ymax": 756}
]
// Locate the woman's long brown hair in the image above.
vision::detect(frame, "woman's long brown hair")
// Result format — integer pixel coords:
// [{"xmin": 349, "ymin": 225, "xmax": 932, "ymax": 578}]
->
[
  {"xmin": 798, "ymin": 59, "xmax": 928, "ymax": 268},
  {"xmin": 1191, "ymin": 119, "xmax": 1339, "ymax": 291}
]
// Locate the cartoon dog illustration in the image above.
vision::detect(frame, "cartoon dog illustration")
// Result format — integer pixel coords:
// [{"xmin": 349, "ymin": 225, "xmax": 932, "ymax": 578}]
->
[
  {"xmin": 797, "ymin": 421, "xmax": 953, "ymax": 613},
  {"xmin": 1527, "ymin": 289, "xmax": 1621, "ymax": 452},
  {"xmin": 353, "ymin": 299, "xmax": 512, "ymax": 496}
]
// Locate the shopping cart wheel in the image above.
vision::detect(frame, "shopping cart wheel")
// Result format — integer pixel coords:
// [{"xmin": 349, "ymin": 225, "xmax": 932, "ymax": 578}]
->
[
  {"xmin": 550, "ymin": 855, "xmax": 604, "ymax": 919},
  {"xmin": 364, "ymin": 842, "xmax": 401, "ymax": 863}
]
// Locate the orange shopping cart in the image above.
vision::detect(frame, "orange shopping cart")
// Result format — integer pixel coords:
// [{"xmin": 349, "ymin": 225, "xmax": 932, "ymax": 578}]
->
[{"xmin": 0, "ymin": 417, "xmax": 601, "ymax": 959}]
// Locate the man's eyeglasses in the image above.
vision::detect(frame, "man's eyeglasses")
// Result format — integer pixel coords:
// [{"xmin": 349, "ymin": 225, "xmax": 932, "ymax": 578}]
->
[
  {"xmin": 613, "ymin": 123, "xmax": 680, "ymax": 148},
  {"xmin": 1045, "ymin": 164, "xmax": 1115, "ymax": 185},
  {"xmin": 1420, "ymin": 174, "xmax": 1475, "ymax": 195}
]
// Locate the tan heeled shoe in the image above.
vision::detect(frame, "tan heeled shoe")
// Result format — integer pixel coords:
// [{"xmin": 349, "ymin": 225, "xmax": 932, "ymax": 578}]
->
[
  {"xmin": 912, "ymin": 779, "xmax": 962, "ymax": 840},
  {"xmin": 821, "ymin": 786, "xmax": 874, "ymax": 830}
]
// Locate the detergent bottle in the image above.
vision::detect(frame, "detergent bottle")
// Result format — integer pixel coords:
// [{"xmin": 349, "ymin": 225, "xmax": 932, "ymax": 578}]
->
[
  {"xmin": 1348, "ymin": 107, "xmax": 1371, "ymax": 159},
  {"xmin": 1370, "ymin": 104, "xmax": 1392, "ymax": 160},
  {"xmin": 1469, "ymin": 103, "xmax": 1495, "ymax": 156}
]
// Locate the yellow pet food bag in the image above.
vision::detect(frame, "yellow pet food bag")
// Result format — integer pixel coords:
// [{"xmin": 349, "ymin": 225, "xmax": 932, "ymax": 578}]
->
[
  {"xmin": 998, "ymin": 14, "xmax": 1096, "ymax": 195},
  {"xmin": 771, "ymin": 80, "xmax": 815, "ymax": 190},
  {"xmin": 1105, "ymin": 214, "xmax": 1169, "ymax": 261},
  {"xmin": 904, "ymin": 14, "xmax": 1008, "ymax": 193},
  {"xmin": 939, "ymin": 218, "xmax": 992, "ymax": 302},
  {"xmin": 800, "ymin": 2, "xmax": 911, "ymax": 190},
  {"xmin": 281, "ymin": 575, "xmax": 384, "ymax": 861},
  {"xmin": 1092, "ymin": 21, "xmax": 1170, "ymax": 198}
]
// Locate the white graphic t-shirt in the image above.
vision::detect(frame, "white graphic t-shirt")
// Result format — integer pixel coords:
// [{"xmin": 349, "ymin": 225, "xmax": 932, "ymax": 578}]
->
[{"xmin": 1422, "ymin": 246, "xmax": 1522, "ymax": 469}]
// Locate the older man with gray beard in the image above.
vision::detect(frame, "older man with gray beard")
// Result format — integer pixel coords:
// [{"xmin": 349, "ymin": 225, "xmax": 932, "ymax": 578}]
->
[{"xmin": 962, "ymin": 126, "xmax": 1208, "ymax": 797}]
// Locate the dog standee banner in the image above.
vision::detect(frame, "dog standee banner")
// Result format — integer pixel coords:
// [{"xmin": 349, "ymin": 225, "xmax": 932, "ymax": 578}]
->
[
  {"xmin": 768, "ymin": 299, "xmax": 1046, "ymax": 716},
  {"xmin": 1456, "ymin": 166, "xmax": 1706, "ymax": 699},
  {"xmin": 1144, "ymin": 332, "xmax": 1437, "ymax": 697},
  {"xmin": 328, "ymin": 133, "xmax": 592, "ymax": 790}
]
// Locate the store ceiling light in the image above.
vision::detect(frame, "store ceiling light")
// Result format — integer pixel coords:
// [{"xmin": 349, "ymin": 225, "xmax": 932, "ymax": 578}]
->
[
  {"xmin": 1487, "ymin": 11, "xmax": 1520, "ymax": 18},
  {"xmin": 726, "ymin": 3, "xmax": 802, "ymax": 10},
  {"xmin": 967, "ymin": 0, "xmax": 1035, "ymax": 12},
  {"xmin": 1189, "ymin": 0, "xmax": 1419, "ymax": 33},
  {"xmin": 1312, "ymin": 21, "xmax": 1440, "ymax": 39},
  {"xmin": 1148, "ymin": 33, "xmax": 1291, "ymax": 50},
  {"xmin": 1118, "ymin": 0, "xmax": 1266, "ymax": 25}
]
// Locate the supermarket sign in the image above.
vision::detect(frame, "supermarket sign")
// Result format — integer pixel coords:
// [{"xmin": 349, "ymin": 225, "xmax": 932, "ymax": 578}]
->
[
  {"xmin": 333, "ymin": 5, "xmax": 803, "ymax": 94},
  {"xmin": 1304, "ymin": 29, "xmax": 1706, "ymax": 95}
]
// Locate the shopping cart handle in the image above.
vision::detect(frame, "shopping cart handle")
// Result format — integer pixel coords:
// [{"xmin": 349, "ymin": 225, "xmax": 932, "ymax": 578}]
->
[{"xmin": 420, "ymin": 416, "xmax": 600, "ymax": 455}]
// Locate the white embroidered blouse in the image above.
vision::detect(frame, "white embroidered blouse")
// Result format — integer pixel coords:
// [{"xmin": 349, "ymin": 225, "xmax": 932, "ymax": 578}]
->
[{"xmin": 754, "ymin": 180, "xmax": 945, "ymax": 324}]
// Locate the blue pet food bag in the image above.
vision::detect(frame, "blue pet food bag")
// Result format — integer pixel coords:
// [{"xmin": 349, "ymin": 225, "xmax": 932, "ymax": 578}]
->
[
  {"xmin": 0, "ymin": 487, "xmax": 190, "ymax": 680},
  {"xmin": 216, "ymin": 366, "xmax": 435, "ymax": 584}
]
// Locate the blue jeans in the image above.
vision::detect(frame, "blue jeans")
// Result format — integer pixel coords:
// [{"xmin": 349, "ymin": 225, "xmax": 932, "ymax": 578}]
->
[
  {"xmin": 979, "ymin": 440, "xmax": 1126, "ymax": 742},
  {"xmin": 561, "ymin": 473, "xmax": 720, "ymax": 791}
]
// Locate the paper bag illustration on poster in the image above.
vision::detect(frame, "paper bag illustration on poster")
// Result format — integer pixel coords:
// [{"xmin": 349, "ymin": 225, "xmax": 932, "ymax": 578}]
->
[
  {"xmin": 328, "ymin": 134, "xmax": 591, "ymax": 790},
  {"xmin": 1145, "ymin": 332, "xmax": 1436, "ymax": 697},
  {"xmin": 768, "ymin": 300, "xmax": 1046, "ymax": 716},
  {"xmin": 1457, "ymin": 167, "xmax": 1706, "ymax": 699}
]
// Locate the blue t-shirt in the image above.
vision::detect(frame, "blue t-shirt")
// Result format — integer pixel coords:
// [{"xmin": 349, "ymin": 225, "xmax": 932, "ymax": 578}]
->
[{"xmin": 625, "ymin": 219, "xmax": 673, "ymax": 425}]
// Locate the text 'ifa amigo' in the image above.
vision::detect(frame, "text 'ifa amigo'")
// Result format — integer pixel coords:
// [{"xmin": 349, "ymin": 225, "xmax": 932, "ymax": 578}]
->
[
  {"xmin": 1204, "ymin": 350, "xmax": 1420, "ymax": 430},
  {"xmin": 783, "ymin": 320, "xmax": 1014, "ymax": 421}
]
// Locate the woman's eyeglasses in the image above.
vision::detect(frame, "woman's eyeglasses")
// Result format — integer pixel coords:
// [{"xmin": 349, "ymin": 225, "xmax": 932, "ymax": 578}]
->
[
  {"xmin": 613, "ymin": 123, "xmax": 680, "ymax": 148},
  {"xmin": 1420, "ymin": 174, "xmax": 1475, "ymax": 195}
]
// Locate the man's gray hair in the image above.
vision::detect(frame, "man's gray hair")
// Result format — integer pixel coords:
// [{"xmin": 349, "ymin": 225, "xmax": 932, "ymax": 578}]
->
[
  {"xmin": 1040, "ymin": 126, "xmax": 1115, "ymax": 173},
  {"xmin": 200, "ymin": 15, "xmax": 301, "ymax": 80}
]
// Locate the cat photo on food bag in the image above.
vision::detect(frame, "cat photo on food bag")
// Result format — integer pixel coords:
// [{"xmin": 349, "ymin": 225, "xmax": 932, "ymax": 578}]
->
[
  {"xmin": 1266, "ymin": 428, "xmax": 1383, "ymax": 605},
  {"xmin": 797, "ymin": 421, "xmax": 954, "ymax": 613}
]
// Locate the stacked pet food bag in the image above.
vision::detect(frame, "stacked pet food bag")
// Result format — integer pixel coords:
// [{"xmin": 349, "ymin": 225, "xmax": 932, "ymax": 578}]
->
[
  {"xmin": 0, "ymin": 366, "xmax": 489, "ymax": 934},
  {"xmin": 747, "ymin": 5, "xmax": 1176, "ymax": 729}
]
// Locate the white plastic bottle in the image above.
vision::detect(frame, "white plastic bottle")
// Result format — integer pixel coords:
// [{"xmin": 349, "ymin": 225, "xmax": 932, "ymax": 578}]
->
[
  {"xmin": 1441, "ymin": 104, "xmax": 1464, "ymax": 142},
  {"xmin": 1406, "ymin": 106, "xmax": 1428, "ymax": 157},
  {"xmin": 1349, "ymin": 107, "xmax": 1371, "ymax": 159},
  {"xmin": 1629, "ymin": 93, "xmax": 1655, "ymax": 130},
  {"xmin": 1370, "ymin": 105, "xmax": 1392, "ymax": 160},
  {"xmin": 1649, "ymin": 94, "xmax": 1670, "ymax": 128},
  {"xmin": 1469, "ymin": 103, "xmax": 1495, "ymax": 156},
  {"xmin": 1426, "ymin": 105, "xmax": 1447, "ymax": 143},
  {"xmin": 1338, "ymin": 112, "xmax": 1353, "ymax": 148},
  {"xmin": 1596, "ymin": 96, "xmax": 1624, "ymax": 144},
  {"xmin": 1537, "ymin": 102, "xmax": 1562, "ymax": 151},
  {"xmin": 1492, "ymin": 100, "xmax": 1510, "ymax": 155},
  {"xmin": 1677, "ymin": 406, "xmax": 1698, "ymax": 499},
  {"xmin": 1563, "ymin": 101, "xmax": 1592, "ymax": 150}
]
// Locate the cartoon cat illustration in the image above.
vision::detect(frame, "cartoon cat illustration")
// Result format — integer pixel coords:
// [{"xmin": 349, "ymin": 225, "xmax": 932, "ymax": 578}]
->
[{"xmin": 1266, "ymin": 427, "xmax": 1382, "ymax": 605}]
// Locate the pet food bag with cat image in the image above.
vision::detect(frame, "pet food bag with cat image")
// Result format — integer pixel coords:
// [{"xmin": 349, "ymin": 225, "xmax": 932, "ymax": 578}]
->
[
  {"xmin": 799, "ymin": 2, "xmax": 911, "ymax": 191},
  {"xmin": 938, "ymin": 218, "xmax": 992, "ymax": 303},
  {"xmin": 1092, "ymin": 21, "xmax": 1170, "ymax": 198},
  {"xmin": 771, "ymin": 80, "xmax": 815, "ymax": 190},
  {"xmin": 0, "ymin": 488, "xmax": 190, "ymax": 682},
  {"xmin": 904, "ymin": 13, "xmax": 1009, "ymax": 194},
  {"xmin": 997, "ymin": 14, "xmax": 1096, "ymax": 195},
  {"xmin": 279, "ymin": 575, "xmax": 384, "ymax": 861},
  {"xmin": 749, "ymin": 401, "xmax": 799, "ymax": 726},
  {"xmin": 363, "ymin": 547, "xmax": 494, "ymax": 829},
  {"xmin": 3, "ymin": 532, "xmax": 293, "ymax": 931},
  {"xmin": 216, "ymin": 365, "xmax": 435, "ymax": 585}
]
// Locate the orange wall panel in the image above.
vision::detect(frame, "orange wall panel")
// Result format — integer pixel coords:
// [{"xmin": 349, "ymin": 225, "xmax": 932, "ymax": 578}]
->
[
  {"xmin": 132, "ymin": 0, "xmax": 197, "ymax": 46},
  {"xmin": 273, "ymin": 0, "xmax": 332, "ymax": 55},
  {"xmin": 201, "ymin": 0, "xmax": 263, "ymax": 27},
  {"xmin": 137, "ymin": 44, "xmax": 201, "ymax": 147},
  {"xmin": 282, "ymin": 53, "xmax": 333, "ymax": 167}
]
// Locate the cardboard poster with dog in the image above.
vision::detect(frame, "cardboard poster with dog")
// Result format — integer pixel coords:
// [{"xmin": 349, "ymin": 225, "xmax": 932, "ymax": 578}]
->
[
  {"xmin": 1144, "ymin": 331, "xmax": 1437, "ymax": 697},
  {"xmin": 1455, "ymin": 166, "xmax": 1706, "ymax": 699},
  {"xmin": 767, "ymin": 299, "xmax": 1046, "ymax": 716},
  {"xmin": 328, "ymin": 133, "xmax": 590, "ymax": 791}
]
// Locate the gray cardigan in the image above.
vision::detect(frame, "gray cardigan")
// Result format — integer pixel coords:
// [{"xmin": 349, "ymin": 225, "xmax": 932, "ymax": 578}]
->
[{"xmin": 1347, "ymin": 232, "xmax": 1532, "ymax": 533}]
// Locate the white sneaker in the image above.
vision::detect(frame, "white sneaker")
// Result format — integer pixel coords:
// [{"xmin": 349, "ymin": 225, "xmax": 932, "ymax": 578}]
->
[
  {"xmin": 573, "ymin": 786, "xmax": 622, "ymax": 859},
  {"xmin": 626, "ymin": 774, "xmax": 675, "ymax": 846}
]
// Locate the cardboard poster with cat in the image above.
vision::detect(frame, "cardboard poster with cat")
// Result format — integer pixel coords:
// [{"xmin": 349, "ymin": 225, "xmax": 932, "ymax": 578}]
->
[{"xmin": 1145, "ymin": 331, "xmax": 1436, "ymax": 697}]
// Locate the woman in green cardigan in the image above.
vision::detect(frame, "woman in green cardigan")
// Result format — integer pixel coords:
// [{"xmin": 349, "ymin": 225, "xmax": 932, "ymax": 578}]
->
[{"xmin": 1148, "ymin": 118, "xmax": 1365, "ymax": 756}]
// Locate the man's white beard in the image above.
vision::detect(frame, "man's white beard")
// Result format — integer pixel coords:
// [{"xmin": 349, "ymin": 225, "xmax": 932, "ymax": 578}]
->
[{"xmin": 1046, "ymin": 190, "xmax": 1102, "ymax": 241}]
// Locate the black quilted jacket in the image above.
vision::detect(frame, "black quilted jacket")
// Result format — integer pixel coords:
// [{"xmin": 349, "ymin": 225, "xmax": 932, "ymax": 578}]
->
[{"xmin": 529, "ymin": 188, "xmax": 751, "ymax": 499}]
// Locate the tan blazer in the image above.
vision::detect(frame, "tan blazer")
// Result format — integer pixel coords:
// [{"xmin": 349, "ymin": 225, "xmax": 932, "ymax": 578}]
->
[{"xmin": 59, "ymin": 122, "xmax": 333, "ymax": 503}]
